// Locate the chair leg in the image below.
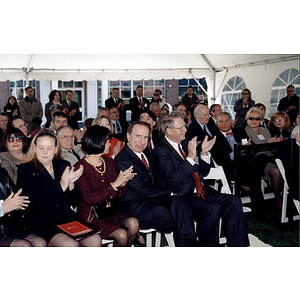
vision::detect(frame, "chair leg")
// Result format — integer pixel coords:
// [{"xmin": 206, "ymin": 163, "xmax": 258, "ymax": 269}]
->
[
  {"xmin": 164, "ymin": 232, "xmax": 175, "ymax": 247},
  {"xmin": 155, "ymin": 232, "xmax": 161, "ymax": 247}
]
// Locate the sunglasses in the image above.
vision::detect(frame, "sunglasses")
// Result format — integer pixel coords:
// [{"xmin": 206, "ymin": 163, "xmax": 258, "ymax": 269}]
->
[
  {"xmin": 248, "ymin": 116, "xmax": 260, "ymax": 121},
  {"xmin": 242, "ymin": 92, "xmax": 249, "ymax": 95},
  {"xmin": 6, "ymin": 135, "xmax": 24, "ymax": 143}
]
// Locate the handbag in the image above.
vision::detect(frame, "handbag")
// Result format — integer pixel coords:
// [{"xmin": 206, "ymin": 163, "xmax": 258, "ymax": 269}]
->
[
  {"xmin": 92, "ymin": 199, "xmax": 122, "ymax": 220},
  {"xmin": 0, "ymin": 210, "xmax": 26, "ymax": 239}
]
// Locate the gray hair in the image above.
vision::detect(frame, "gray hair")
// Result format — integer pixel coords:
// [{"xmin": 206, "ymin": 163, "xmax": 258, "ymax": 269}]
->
[
  {"xmin": 216, "ymin": 112, "xmax": 231, "ymax": 125},
  {"xmin": 49, "ymin": 103, "xmax": 63, "ymax": 113},
  {"xmin": 56, "ymin": 125, "xmax": 74, "ymax": 137},
  {"xmin": 162, "ymin": 111, "xmax": 184, "ymax": 134}
]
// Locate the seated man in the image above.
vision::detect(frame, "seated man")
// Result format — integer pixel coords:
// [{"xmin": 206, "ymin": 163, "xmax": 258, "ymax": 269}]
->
[
  {"xmin": 216, "ymin": 112, "xmax": 268, "ymax": 213},
  {"xmin": 56, "ymin": 125, "xmax": 85, "ymax": 166},
  {"xmin": 109, "ymin": 106, "xmax": 129, "ymax": 141},
  {"xmin": 153, "ymin": 111, "xmax": 250, "ymax": 246},
  {"xmin": 138, "ymin": 110, "xmax": 160, "ymax": 151},
  {"xmin": 49, "ymin": 111, "xmax": 68, "ymax": 134},
  {"xmin": 115, "ymin": 121, "xmax": 197, "ymax": 246}
]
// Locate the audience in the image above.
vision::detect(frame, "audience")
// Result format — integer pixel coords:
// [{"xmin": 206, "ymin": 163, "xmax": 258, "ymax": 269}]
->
[
  {"xmin": 93, "ymin": 115, "xmax": 124, "ymax": 159},
  {"xmin": 18, "ymin": 86, "xmax": 43, "ymax": 135},
  {"xmin": 0, "ymin": 127, "xmax": 30, "ymax": 185},
  {"xmin": 49, "ymin": 111, "xmax": 68, "ymax": 134},
  {"xmin": 74, "ymin": 125, "xmax": 138, "ymax": 246},
  {"xmin": 277, "ymin": 84, "xmax": 299, "ymax": 124},
  {"xmin": 0, "ymin": 167, "xmax": 46, "ymax": 247},
  {"xmin": 254, "ymin": 103, "xmax": 269, "ymax": 128},
  {"xmin": 181, "ymin": 85, "xmax": 198, "ymax": 111},
  {"xmin": 129, "ymin": 85, "xmax": 150, "ymax": 122},
  {"xmin": 115, "ymin": 121, "xmax": 198, "ymax": 247},
  {"xmin": 150, "ymin": 89, "xmax": 167, "ymax": 108},
  {"xmin": 105, "ymin": 87, "xmax": 126, "ymax": 120},
  {"xmin": 153, "ymin": 112, "xmax": 249, "ymax": 246},
  {"xmin": 244, "ymin": 107, "xmax": 283, "ymax": 209},
  {"xmin": 234, "ymin": 88, "xmax": 255, "ymax": 128},
  {"xmin": 268, "ymin": 111, "xmax": 291, "ymax": 141},
  {"xmin": 62, "ymin": 90, "xmax": 80, "ymax": 130},
  {"xmin": 209, "ymin": 104, "xmax": 222, "ymax": 126},
  {"xmin": 17, "ymin": 130, "xmax": 101, "ymax": 247},
  {"xmin": 56, "ymin": 126, "xmax": 85, "ymax": 166},
  {"xmin": 4, "ymin": 96, "xmax": 20, "ymax": 118},
  {"xmin": 44, "ymin": 90, "xmax": 68, "ymax": 128},
  {"xmin": 0, "ymin": 112, "xmax": 9, "ymax": 140},
  {"xmin": 108, "ymin": 106, "xmax": 129, "ymax": 142}
]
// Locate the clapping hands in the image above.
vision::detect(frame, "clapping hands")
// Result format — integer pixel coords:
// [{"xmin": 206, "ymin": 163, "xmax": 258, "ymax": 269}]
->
[{"xmin": 60, "ymin": 165, "xmax": 84, "ymax": 191}]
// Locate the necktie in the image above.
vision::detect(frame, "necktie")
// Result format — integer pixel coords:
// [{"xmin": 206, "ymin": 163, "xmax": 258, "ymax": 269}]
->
[
  {"xmin": 203, "ymin": 125, "xmax": 211, "ymax": 137},
  {"xmin": 70, "ymin": 150, "xmax": 80, "ymax": 161},
  {"xmin": 178, "ymin": 144, "xmax": 206, "ymax": 199},
  {"xmin": 226, "ymin": 131, "xmax": 233, "ymax": 136},
  {"xmin": 148, "ymin": 137, "xmax": 152, "ymax": 152},
  {"xmin": 115, "ymin": 121, "xmax": 122, "ymax": 134},
  {"xmin": 141, "ymin": 154, "xmax": 150, "ymax": 172}
]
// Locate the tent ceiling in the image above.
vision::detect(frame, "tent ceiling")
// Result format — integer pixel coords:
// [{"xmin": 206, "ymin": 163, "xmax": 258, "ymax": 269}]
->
[{"xmin": 0, "ymin": 54, "xmax": 298, "ymax": 81}]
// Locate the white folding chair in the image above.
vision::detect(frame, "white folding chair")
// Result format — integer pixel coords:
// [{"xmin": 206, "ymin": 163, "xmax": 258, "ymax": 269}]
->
[
  {"xmin": 138, "ymin": 228, "xmax": 175, "ymax": 247},
  {"xmin": 102, "ymin": 238, "xmax": 114, "ymax": 247},
  {"xmin": 275, "ymin": 158, "xmax": 300, "ymax": 223}
]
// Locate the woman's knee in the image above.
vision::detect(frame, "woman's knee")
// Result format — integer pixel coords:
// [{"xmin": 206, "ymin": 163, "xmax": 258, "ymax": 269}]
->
[
  {"xmin": 26, "ymin": 234, "xmax": 47, "ymax": 247},
  {"xmin": 109, "ymin": 229, "xmax": 128, "ymax": 246},
  {"xmin": 127, "ymin": 217, "xmax": 139, "ymax": 234},
  {"xmin": 10, "ymin": 238, "xmax": 32, "ymax": 247},
  {"xmin": 80, "ymin": 234, "xmax": 102, "ymax": 247}
]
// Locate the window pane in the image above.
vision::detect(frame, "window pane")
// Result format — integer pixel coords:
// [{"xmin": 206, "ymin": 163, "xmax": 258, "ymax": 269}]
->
[
  {"xmin": 75, "ymin": 81, "xmax": 83, "ymax": 88},
  {"xmin": 58, "ymin": 81, "xmax": 63, "ymax": 88},
  {"xmin": 232, "ymin": 93, "xmax": 239, "ymax": 104},
  {"xmin": 179, "ymin": 79, "xmax": 188, "ymax": 86},
  {"xmin": 227, "ymin": 77, "xmax": 235, "ymax": 90},
  {"xmin": 279, "ymin": 89, "xmax": 286, "ymax": 99},
  {"xmin": 279, "ymin": 69, "xmax": 289, "ymax": 84},
  {"xmin": 290, "ymin": 75, "xmax": 300, "ymax": 86},
  {"xmin": 133, "ymin": 80, "xmax": 143, "ymax": 86},
  {"xmin": 290, "ymin": 68, "xmax": 299, "ymax": 82},
  {"xmin": 109, "ymin": 80, "xmax": 119, "ymax": 87},
  {"xmin": 155, "ymin": 80, "xmax": 164, "ymax": 86},
  {"xmin": 273, "ymin": 77, "xmax": 285, "ymax": 87},
  {"xmin": 63, "ymin": 81, "xmax": 74, "ymax": 88},
  {"xmin": 270, "ymin": 90, "xmax": 279, "ymax": 103},
  {"xmin": 179, "ymin": 87, "xmax": 187, "ymax": 98},
  {"xmin": 223, "ymin": 84, "xmax": 231, "ymax": 92},
  {"xmin": 121, "ymin": 80, "xmax": 130, "ymax": 86},
  {"xmin": 144, "ymin": 80, "xmax": 153, "ymax": 86},
  {"xmin": 189, "ymin": 79, "xmax": 197, "ymax": 85},
  {"xmin": 10, "ymin": 82, "xmax": 15, "ymax": 88},
  {"xmin": 16, "ymin": 80, "xmax": 24, "ymax": 87},
  {"xmin": 121, "ymin": 88, "xmax": 130, "ymax": 99}
]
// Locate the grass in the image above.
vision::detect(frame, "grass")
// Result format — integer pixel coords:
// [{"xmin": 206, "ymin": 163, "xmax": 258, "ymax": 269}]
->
[{"xmin": 244, "ymin": 198, "xmax": 299, "ymax": 247}]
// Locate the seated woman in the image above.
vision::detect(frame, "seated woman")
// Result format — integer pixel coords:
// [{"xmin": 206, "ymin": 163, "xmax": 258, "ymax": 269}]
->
[
  {"xmin": 244, "ymin": 107, "xmax": 283, "ymax": 209},
  {"xmin": 268, "ymin": 111, "xmax": 291, "ymax": 141},
  {"xmin": 0, "ymin": 167, "xmax": 46, "ymax": 247},
  {"xmin": 17, "ymin": 130, "xmax": 101, "ymax": 247},
  {"xmin": 74, "ymin": 125, "xmax": 138, "ymax": 247},
  {"xmin": 3, "ymin": 96, "xmax": 20, "ymax": 118},
  {"xmin": 0, "ymin": 127, "xmax": 30, "ymax": 185},
  {"xmin": 92, "ymin": 115, "xmax": 124, "ymax": 159}
]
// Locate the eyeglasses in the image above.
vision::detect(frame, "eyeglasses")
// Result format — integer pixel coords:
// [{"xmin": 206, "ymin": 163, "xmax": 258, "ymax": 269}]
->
[
  {"xmin": 248, "ymin": 116, "xmax": 260, "ymax": 121},
  {"xmin": 173, "ymin": 124, "xmax": 188, "ymax": 130},
  {"xmin": 274, "ymin": 118, "xmax": 286, "ymax": 122},
  {"xmin": 242, "ymin": 92, "xmax": 249, "ymax": 95},
  {"xmin": 6, "ymin": 135, "xmax": 24, "ymax": 143},
  {"xmin": 60, "ymin": 135, "xmax": 75, "ymax": 140}
]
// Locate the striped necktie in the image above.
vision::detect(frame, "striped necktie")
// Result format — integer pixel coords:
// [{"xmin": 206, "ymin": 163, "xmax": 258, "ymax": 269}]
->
[
  {"xmin": 178, "ymin": 143, "xmax": 206, "ymax": 200},
  {"xmin": 141, "ymin": 153, "xmax": 150, "ymax": 173}
]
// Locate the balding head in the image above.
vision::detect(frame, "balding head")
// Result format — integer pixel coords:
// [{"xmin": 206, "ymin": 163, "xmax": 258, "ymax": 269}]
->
[{"xmin": 194, "ymin": 104, "xmax": 210, "ymax": 125}]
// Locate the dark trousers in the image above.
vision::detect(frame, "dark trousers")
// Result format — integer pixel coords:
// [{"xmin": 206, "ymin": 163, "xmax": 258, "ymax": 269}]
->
[
  {"xmin": 137, "ymin": 195, "xmax": 196, "ymax": 244},
  {"xmin": 186, "ymin": 192, "xmax": 250, "ymax": 247}
]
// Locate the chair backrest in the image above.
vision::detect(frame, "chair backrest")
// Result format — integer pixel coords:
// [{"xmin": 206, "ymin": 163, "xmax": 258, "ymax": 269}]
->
[
  {"xmin": 204, "ymin": 165, "xmax": 231, "ymax": 194},
  {"xmin": 275, "ymin": 158, "xmax": 288, "ymax": 187}
]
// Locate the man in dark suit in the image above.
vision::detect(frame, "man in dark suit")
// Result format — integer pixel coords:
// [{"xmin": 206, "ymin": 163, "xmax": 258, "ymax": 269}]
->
[
  {"xmin": 109, "ymin": 106, "xmax": 129, "ymax": 141},
  {"xmin": 138, "ymin": 110, "xmax": 160, "ymax": 151},
  {"xmin": 62, "ymin": 90, "xmax": 80, "ymax": 130},
  {"xmin": 255, "ymin": 103, "xmax": 269, "ymax": 128},
  {"xmin": 153, "ymin": 112, "xmax": 249, "ymax": 246},
  {"xmin": 114, "ymin": 121, "xmax": 197, "ymax": 246},
  {"xmin": 129, "ymin": 85, "xmax": 150, "ymax": 122},
  {"xmin": 105, "ymin": 88, "xmax": 126, "ymax": 120},
  {"xmin": 277, "ymin": 84, "xmax": 299, "ymax": 124},
  {"xmin": 216, "ymin": 112, "xmax": 268, "ymax": 213},
  {"xmin": 186, "ymin": 104, "xmax": 230, "ymax": 168}
]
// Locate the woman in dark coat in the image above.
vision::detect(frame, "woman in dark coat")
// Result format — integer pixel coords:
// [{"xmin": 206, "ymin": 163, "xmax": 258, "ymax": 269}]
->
[
  {"xmin": 74, "ymin": 125, "xmax": 138, "ymax": 246},
  {"xmin": 4, "ymin": 96, "xmax": 20, "ymax": 118},
  {"xmin": 17, "ymin": 130, "xmax": 101, "ymax": 247}
]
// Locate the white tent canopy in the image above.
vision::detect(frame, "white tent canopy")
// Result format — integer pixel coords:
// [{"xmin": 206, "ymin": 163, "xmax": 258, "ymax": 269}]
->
[
  {"xmin": 0, "ymin": 54, "xmax": 298, "ymax": 81},
  {"xmin": 1, "ymin": 54, "xmax": 299, "ymax": 117}
]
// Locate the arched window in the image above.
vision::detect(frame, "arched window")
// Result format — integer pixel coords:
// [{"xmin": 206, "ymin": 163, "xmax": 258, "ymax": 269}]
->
[
  {"xmin": 221, "ymin": 76, "xmax": 246, "ymax": 119},
  {"xmin": 269, "ymin": 68, "xmax": 299, "ymax": 118}
]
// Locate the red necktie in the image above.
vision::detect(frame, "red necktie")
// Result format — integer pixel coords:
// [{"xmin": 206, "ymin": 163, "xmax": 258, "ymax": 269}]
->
[
  {"xmin": 141, "ymin": 153, "xmax": 150, "ymax": 172},
  {"xmin": 226, "ymin": 131, "xmax": 233, "ymax": 136},
  {"xmin": 178, "ymin": 144, "xmax": 206, "ymax": 200}
]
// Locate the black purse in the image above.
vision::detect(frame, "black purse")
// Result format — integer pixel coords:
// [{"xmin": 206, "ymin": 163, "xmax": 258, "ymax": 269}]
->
[
  {"xmin": 93, "ymin": 199, "xmax": 122, "ymax": 219},
  {"xmin": 0, "ymin": 210, "xmax": 26, "ymax": 239}
]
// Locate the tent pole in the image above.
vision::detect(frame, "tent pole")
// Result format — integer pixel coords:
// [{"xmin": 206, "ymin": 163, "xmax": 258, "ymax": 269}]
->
[{"xmin": 189, "ymin": 70, "xmax": 208, "ymax": 96}]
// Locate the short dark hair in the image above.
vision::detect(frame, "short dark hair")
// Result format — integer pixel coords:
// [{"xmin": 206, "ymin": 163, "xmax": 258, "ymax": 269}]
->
[
  {"xmin": 136, "ymin": 85, "xmax": 143, "ymax": 90},
  {"xmin": 82, "ymin": 125, "xmax": 111, "ymax": 155},
  {"xmin": 52, "ymin": 111, "xmax": 68, "ymax": 122},
  {"xmin": 254, "ymin": 103, "xmax": 266, "ymax": 110},
  {"xmin": 287, "ymin": 85, "xmax": 294, "ymax": 90},
  {"xmin": 127, "ymin": 121, "xmax": 151, "ymax": 136},
  {"xmin": 25, "ymin": 86, "xmax": 33, "ymax": 92},
  {"xmin": 0, "ymin": 112, "xmax": 9, "ymax": 118},
  {"xmin": 8, "ymin": 115, "xmax": 24, "ymax": 128},
  {"xmin": 186, "ymin": 85, "xmax": 193, "ymax": 91},
  {"xmin": 138, "ymin": 110, "xmax": 156, "ymax": 122},
  {"xmin": 0, "ymin": 127, "xmax": 29, "ymax": 153}
]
